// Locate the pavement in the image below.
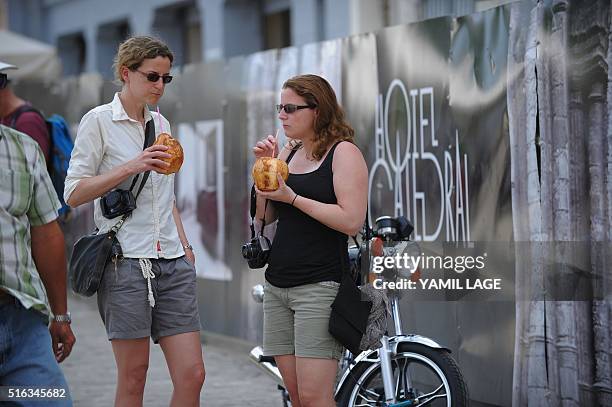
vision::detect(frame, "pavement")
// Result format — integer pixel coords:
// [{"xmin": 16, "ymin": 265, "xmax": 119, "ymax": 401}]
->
[{"xmin": 61, "ymin": 294, "xmax": 284, "ymax": 406}]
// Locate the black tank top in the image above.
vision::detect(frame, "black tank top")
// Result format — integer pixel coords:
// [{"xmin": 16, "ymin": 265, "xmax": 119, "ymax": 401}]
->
[{"xmin": 265, "ymin": 142, "xmax": 349, "ymax": 288}]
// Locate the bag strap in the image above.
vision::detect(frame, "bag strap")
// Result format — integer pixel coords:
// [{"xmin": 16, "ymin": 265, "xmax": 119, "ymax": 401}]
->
[
  {"xmin": 344, "ymin": 206, "xmax": 370, "ymax": 285},
  {"xmin": 110, "ymin": 119, "xmax": 156, "ymax": 234},
  {"xmin": 286, "ymin": 147, "xmax": 298, "ymax": 164},
  {"xmin": 248, "ymin": 145, "xmax": 299, "ymax": 239},
  {"xmin": 362, "ymin": 206, "xmax": 370, "ymax": 284}
]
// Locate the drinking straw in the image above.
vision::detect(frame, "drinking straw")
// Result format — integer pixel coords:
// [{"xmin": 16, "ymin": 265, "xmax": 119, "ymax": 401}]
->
[{"xmin": 274, "ymin": 129, "xmax": 279, "ymax": 155}]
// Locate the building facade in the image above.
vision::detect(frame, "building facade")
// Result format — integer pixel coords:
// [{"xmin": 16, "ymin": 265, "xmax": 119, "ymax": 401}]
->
[{"xmin": 6, "ymin": 0, "xmax": 514, "ymax": 78}]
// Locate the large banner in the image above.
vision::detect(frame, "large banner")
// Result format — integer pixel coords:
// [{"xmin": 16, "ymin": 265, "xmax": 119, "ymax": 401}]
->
[
  {"xmin": 345, "ymin": 12, "xmax": 511, "ymax": 242},
  {"xmin": 341, "ymin": 9, "xmax": 513, "ymax": 405},
  {"xmin": 178, "ymin": 6, "xmax": 512, "ymax": 404}
]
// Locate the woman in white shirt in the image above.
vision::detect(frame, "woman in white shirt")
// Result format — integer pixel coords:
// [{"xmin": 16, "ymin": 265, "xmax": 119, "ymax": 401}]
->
[{"xmin": 65, "ymin": 36, "xmax": 204, "ymax": 407}]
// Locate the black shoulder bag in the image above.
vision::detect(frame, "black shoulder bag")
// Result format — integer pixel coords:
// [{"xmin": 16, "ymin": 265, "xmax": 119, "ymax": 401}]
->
[
  {"xmin": 69, "ymin": 120, "xmax": 155, "ymax": 296},
  {"xmin": 328, "ymin": 213, "xmax": 373, "ymax": 355}
]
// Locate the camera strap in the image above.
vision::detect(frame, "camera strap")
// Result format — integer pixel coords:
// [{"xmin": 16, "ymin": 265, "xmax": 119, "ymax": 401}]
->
[
  {"xmin": 248, "ymin": 145, "xmax": 299, "ymax": 239},
  {"xmin": 111, "ymin": 119, "xmax": 156, "ymax": 233},
  {"xmin": 128, "ymin": 119, "xmax": 156, "ymax": 198},
  {"xmin": 249, "ymin": 186, "xmax": 257, "ymax": 238},
  {"xmin": 249, "ymin": 186, "xmax": 268, "ymax": 239}
]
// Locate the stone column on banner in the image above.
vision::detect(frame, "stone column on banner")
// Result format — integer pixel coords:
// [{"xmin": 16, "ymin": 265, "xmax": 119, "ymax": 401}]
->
[
  {"xmin": 198, "ymin": 0, "xmax": 225, "ymax": 61},
  {"xmin": 290, "ymin": 0, "xmax": 321, "ymax": 45},
  {"xmin": 83, "ymin": 26, "xmax": 98, "ymax": 75},
  {"xmin": 349, "ymin": 0, "xmax": 385, "ymax": 35},
  {"xmin": 324, "ymin": 0, "xmax": 350, "ymax": 40}
]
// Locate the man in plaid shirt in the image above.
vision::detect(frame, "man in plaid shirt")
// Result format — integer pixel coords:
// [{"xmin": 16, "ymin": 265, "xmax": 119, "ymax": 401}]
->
[{"xmin": 0, "ymin": 103, "xmax": 75, "ymax": 404}]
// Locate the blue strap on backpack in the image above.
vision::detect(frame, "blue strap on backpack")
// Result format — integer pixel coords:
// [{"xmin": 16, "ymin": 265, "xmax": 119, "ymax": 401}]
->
[
  {"xmin": 46, "ymin": 114, "xmax": 73, "ymax": 216},
  {"xmin": 11, "ymin": 106, "xmax": 74, "ymax": 216}
]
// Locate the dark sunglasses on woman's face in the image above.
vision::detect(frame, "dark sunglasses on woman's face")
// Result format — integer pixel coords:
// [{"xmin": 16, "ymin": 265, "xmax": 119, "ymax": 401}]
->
[
  {"xmin": 275, "ymin": 103, "xmax": 316, "ymax": 114},
  {"xmin": 135, "ymin": 70, "xmax": 173, "ymax": 84},
  {"xmin": 0, "ymin": 74, "xmax": 8, "ymax": 89}
]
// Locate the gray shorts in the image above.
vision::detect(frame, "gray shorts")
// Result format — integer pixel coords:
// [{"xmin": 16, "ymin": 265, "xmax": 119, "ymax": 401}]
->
[
  {"xmin": 97, "ymin": 256, "xmax": 201, "ymax": 343},
  {"xmin": 263, "ymin": 281, "xmax": 344, "ymax": 360}
]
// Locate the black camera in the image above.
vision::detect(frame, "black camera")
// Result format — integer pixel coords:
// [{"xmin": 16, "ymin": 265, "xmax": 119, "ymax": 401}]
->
[
  {"xmin": 100, "ymin": 189, "xmax": 137, "ymax": 219},
  {"xmin": 242, "ymin": 235, "xmax": 271, "ymax": 269}
]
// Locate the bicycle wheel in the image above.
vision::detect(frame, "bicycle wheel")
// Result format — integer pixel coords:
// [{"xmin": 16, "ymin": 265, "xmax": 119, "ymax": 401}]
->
[{"xmin": 336, "ymin": 343, "xmax": 468, "ymax": 406}]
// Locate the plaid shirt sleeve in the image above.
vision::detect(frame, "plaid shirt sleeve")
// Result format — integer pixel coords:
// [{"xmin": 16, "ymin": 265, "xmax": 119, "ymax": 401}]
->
[{"xmin": 27, "ymin": 143, "xmax": 60, "ymax": 226}]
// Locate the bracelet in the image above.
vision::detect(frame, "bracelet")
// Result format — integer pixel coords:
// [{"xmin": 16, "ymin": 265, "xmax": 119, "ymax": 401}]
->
[
  {"xmin": 53, "ymin": 312, "xmax": 71, "ymax": 324},
  {"xmin": 182, "ymin": 243, "xmax": 193, "ymax": 251},
  {"xmin": 291, "ymin": 193, "xmax": 298, "ymax": 206}
]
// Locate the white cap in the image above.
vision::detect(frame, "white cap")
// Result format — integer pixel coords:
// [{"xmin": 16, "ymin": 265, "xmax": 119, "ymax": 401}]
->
[{"xmin": 0, "ymin": 61, "xmax": 18, "ymax": 72}]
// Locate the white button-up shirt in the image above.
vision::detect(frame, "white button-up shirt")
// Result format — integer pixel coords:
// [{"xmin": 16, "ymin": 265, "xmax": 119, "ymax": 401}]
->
[{"xmin": 65, "ymin": 93, "xmax": 184, "ymax": 259}]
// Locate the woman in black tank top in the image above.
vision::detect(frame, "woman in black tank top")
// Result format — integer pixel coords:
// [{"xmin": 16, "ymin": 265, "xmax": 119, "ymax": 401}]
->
[{"xmin": 252, "ymin": 74, "xmax": 368, "ymax": 407}]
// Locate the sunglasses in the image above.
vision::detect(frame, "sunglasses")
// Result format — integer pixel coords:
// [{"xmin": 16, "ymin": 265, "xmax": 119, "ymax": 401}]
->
[
  {"xmin": 0, "ymin": 74, "xmax": 8, "ymax": 89},
  {"xmin": 135, "ymin": 70, "xmax": 173, "ymax": 84},
  {"xmin": 275, "ymin": 103, "xmax": 316, "ymax": 114}
]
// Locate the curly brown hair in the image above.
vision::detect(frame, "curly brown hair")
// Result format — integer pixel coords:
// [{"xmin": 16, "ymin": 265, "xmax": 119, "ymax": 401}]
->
[
  {"xmin": 282, "ymin": 74, "xmax": 354, "ymax": 161},
  {"xmin": 113, "ymin": 36, "xmax": 174, "ymax": 84}
]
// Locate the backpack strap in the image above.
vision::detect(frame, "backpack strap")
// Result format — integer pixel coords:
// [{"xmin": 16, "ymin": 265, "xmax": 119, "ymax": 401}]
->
[
  {"xmin": 9, "ymin": 105, "xmax": 52, "ymax": 161},
  {"xmin": 9, "ymin": 105, "xmax": 44, "ymax": 128}
]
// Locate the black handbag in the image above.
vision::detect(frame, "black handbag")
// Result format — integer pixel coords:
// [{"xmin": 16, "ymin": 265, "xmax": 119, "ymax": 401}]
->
[
  {"xmin": 69, "ymin": 120, "xmax": 155, "ymax": 296},
  {"xmin": 329, "ymin": 271, "xmax": 373, "ymax": 355},
  {"xmin": 69, "ymin": 227, "xmax": 122, "ymax": 296},
  {"xmin": 328, "ymin": 231, "xmax": 373, "ymax": 355}
]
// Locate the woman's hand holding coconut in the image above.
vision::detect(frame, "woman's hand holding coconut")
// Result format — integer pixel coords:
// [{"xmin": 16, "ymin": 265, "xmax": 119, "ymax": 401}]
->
[{"xmin": 252, "ymin": 134, "xmax": 295, "ymax": 204}]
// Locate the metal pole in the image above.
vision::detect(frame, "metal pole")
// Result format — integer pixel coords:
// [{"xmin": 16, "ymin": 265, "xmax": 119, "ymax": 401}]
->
[
  {"xmin": 391, "ymin": 296, "xmax": 403, "ymax": 336},
  {"xmin": 379, "ymin": 336, "xmax": 397, "ymax": 403}
]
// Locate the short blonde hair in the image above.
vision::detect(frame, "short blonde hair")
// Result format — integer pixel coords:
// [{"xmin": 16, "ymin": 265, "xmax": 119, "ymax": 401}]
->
[{"xmin": 112, "ymin": 36, "xmax": 174, "ymax": 83}]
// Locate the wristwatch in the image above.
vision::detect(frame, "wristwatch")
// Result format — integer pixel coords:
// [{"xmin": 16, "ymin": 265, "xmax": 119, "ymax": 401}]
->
[
  {"xmin": 183, "ymin": 243, "xmax": 193, "ymax": 251},
  {"xmin": 53, "ymin": 312, "xmax": 71, "ymax": 323}
]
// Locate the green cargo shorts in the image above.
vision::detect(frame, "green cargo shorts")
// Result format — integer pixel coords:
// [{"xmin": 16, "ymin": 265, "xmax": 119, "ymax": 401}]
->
[{"xmin": 263, "ymin": 281, "xmax": 344, "ymax": 360}]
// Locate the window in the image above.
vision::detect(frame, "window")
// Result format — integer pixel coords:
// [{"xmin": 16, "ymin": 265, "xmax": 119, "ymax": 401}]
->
[
  {"xmin": 57, "ymin": 32, "xmax": 86, "ymax": 76},
  {"xmin": 96, "ymin": 20, "xmax": 131, "ymax": 79},
  {"xmin": 263, "ymin": 9, "xmax": 290, "ymax": 50},
  {"xmin": 153, "ymin": 2, "xmax": 202, "ymax": 66}
]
